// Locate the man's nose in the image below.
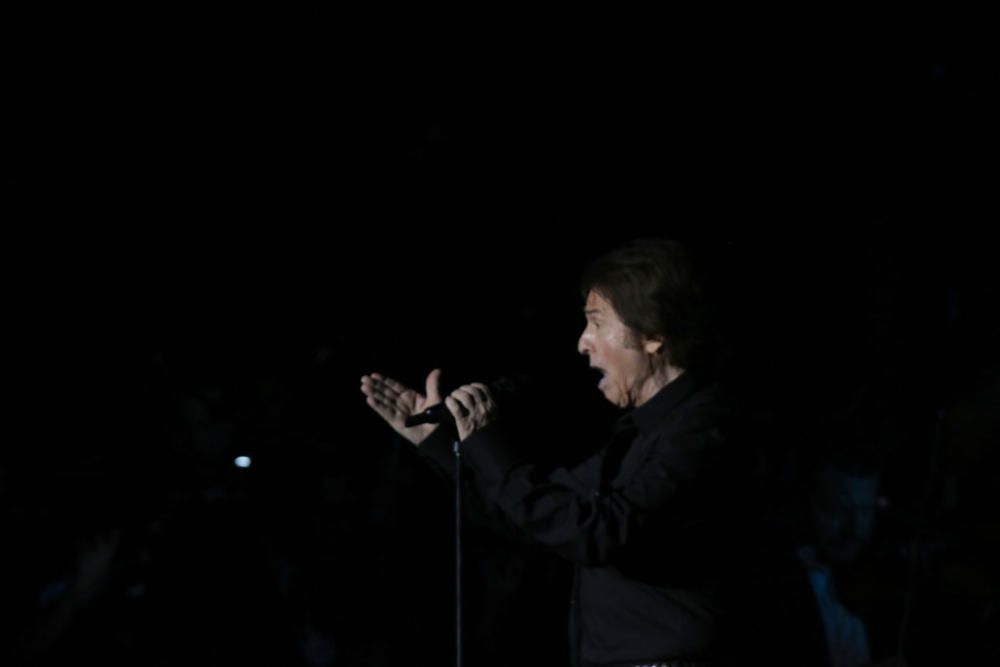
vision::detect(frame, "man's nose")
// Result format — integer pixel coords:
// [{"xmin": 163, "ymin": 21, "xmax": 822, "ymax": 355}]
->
[{"xmin": 577, "ymin": 331, "xmax": 589, "ymax": 356}]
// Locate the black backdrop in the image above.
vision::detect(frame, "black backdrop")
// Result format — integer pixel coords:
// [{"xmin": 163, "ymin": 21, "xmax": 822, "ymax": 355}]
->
[{"xmin": 4, "ymin": 13, "xmax": 999, "ymax": 666}]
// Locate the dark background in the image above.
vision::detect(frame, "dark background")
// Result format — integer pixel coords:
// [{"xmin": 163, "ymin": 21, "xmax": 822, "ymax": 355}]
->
[{"xmin": 3, "ymin": 12, "xmax": 999, "ymax": 666}]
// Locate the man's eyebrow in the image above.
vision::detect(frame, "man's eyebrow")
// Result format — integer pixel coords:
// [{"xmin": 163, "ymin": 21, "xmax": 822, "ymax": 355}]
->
[{"xmin": 584, "ymin": 309, "xmax": 602, "ymax": 316}]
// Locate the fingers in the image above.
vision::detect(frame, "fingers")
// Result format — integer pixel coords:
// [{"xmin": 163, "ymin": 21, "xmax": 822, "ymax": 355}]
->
[
  {"xmin": 449, "ymin": 387, "xmax": 475, "ymax": 414},
  {"xmin": 361, "ymin": 379, "xmax": 397, "ymax": 409},
  {"xmin": 360, "ymin": 374, "xmax": 403, "ymax": 402},
  {"xmin": 360, "ymin": 371, "xmax": 445, "ymax": 446},
  {"xmin": 373, "ymin": 373, "xmax": 409, "ymax": 396},
  {"xmin": 360, "ymin": 374, "xmax": 404, "ymax": 419},
  {"xmin": 365, "ymin": 390, "xmax": 401, "ymax": 422},
  {"xmin": 444, "ymin": 395, "xmax": 465, "ymax": 419},
  {"xmin": 425, "ymin": 368, "xmax": 442, "ymax": 403},
  {"xmin": 446, "ymin": 382, "xmax": 497, "ymax": 442},
  {"xmin": 452, "ymin": 384, "xmax": 490, "ymax": 406},
  {"xmin": 448, "ymin": 384, "xmax": 493, "ymax": 415},
  {"xmin": 468, "ymin": 383, "xmax": 491, "ymax": 402},
  {"xmin": 360, "ymin": 374, "xmax": 495, "ymax": 436}
]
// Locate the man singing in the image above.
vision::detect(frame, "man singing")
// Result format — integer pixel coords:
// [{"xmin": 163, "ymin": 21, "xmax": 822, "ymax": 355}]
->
[{"xmin": 361, "ymin": 239, "xmax": 741, "ymax": 667}]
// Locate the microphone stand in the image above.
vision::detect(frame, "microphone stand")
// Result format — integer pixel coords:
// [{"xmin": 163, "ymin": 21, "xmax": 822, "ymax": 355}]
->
[
  {"xmin": 407, "ymin": 408, "xmax": 465, "ymax": 667},
  {"xmin": 453, "ymin": 437, "xmax": 463, "ymax": 667}
]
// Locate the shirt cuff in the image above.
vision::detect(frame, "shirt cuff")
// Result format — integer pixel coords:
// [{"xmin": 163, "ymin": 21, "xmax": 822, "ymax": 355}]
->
[
  {"xmin": 459, "ymin": 421, "xmax": 525, "ymax": 484},
  {"xmin": 415, "ymin": 426, "xmax": 458, "ymax": 480}
]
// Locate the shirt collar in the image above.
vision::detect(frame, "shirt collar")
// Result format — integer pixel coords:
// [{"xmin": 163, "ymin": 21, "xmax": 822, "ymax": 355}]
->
[{"xmin": 625, "ymin": 365, "xmax": 707, "ymax": 435}]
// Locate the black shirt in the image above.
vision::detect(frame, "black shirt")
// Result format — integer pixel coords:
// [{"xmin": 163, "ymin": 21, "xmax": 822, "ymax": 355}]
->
[{"xmin": 418, "ymin": 366, "xmax": 740, "ymax": 666}]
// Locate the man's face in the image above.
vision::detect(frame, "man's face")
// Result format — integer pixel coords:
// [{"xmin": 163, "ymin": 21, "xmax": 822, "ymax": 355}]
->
[{"xmin": 577, "ymin": 290, "xmax": 662, "ymax": 408}]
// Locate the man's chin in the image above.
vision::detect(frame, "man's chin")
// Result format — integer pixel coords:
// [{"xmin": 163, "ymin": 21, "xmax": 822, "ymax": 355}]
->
[{"xmin": 600, "ymin": 389, "xmax": 626, "ymax": 408}]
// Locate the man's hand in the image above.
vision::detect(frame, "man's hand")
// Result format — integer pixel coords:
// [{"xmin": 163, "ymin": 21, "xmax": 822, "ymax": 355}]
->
[
  {"xmin": 360, "ymin": 369, "xmax": 443, "ymax": 446},
  {"xmin": 445, "ymin": 382, "xmax": 499, "ymax": 442}
]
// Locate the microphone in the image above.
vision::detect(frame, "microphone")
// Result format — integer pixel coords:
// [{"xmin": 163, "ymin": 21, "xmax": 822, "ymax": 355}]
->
[
  {"xmin": 404, "ymin": 375, "xmax": 532, "ymax": 427},
  {"xmin": 404, "ymin": 403, "xmax": 452, "ymax": 427}
]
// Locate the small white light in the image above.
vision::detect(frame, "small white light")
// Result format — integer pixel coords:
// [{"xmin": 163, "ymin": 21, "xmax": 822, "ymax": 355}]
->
[{"xmin": 234, "ymin": 456, "xmax": 252, "ymax": 469}]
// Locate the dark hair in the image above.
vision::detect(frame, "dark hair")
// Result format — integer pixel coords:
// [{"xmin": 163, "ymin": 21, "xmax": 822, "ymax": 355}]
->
[{"xmin": 579, "ymin": 238, "xmax": 718, "ymax": 370}]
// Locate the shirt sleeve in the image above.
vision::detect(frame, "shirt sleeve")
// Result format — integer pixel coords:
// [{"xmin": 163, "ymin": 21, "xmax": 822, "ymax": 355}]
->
[
  {"xmin": 416, "ymin": 406, "xmax": 731, "ymax": 567},
  {"xmin": 414, "ymin": 427, "xmax": 541, "ymax": 546}
]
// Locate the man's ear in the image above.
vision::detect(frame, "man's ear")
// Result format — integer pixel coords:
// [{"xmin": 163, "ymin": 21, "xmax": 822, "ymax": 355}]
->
[{"xmin": 643, "ymin": 335, "xmax": 665, "ymax": 355}]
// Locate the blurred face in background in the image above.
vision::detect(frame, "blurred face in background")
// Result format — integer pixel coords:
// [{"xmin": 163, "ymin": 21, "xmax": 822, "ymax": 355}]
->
[{"xmin": 810, "ymin": 466, "xmax": 879, "ymax": 563}]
